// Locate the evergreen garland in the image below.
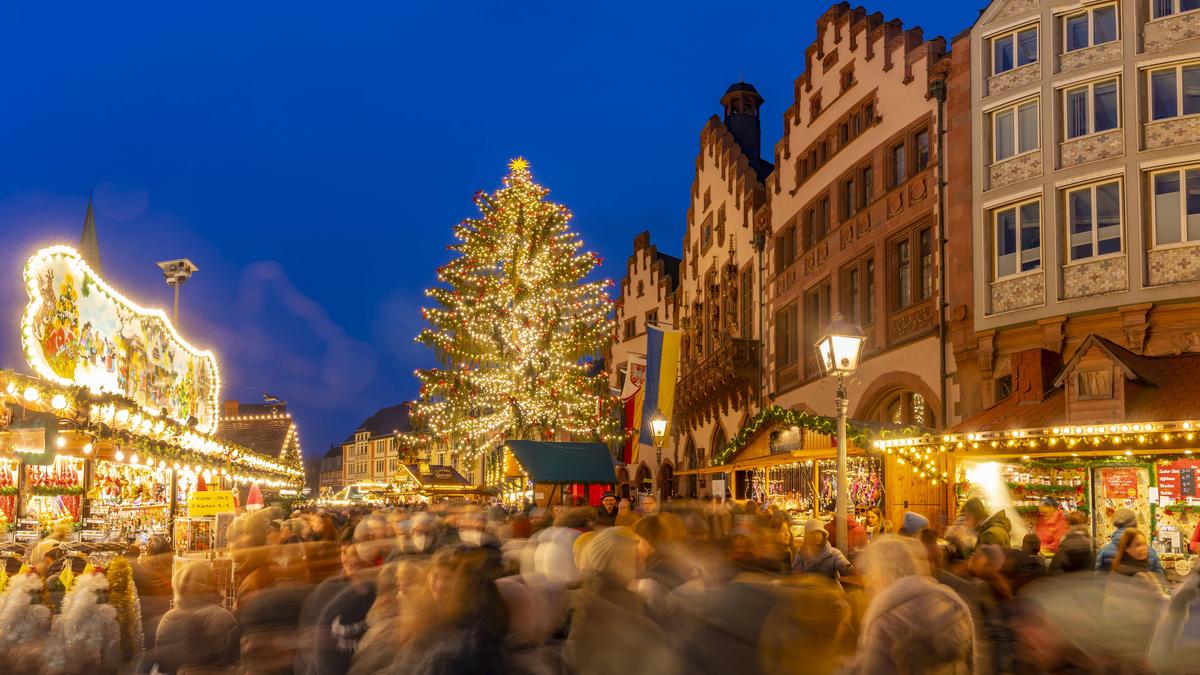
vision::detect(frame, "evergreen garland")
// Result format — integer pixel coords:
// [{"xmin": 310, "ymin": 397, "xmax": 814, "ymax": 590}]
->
[
  {"xmin": 709, "ymin": 405, "xmax": 872, "ymax": 466},
  {"xmin": 105, "ymin": 556, "xmax": 143, "ymax": 660}
]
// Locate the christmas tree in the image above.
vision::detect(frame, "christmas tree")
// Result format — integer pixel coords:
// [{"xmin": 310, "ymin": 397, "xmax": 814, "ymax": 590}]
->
[{"xmin": 414, "ymin": 158, "xmax": 618, "ymax": 458}]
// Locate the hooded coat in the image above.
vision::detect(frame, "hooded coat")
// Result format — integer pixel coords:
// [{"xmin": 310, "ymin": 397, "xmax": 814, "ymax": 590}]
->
[
  {"xmin": 1096, "ymin": 527, "xmax": 1163, "ymax": 574},
  {"xmin": 155, "ymin": 561, "xmax": 241, "ymax": 674},
  {"xmin": 846, "ymin": 575, "xmax": 975, "ymax": 675},
  {"xmin": 977, "ymin": 510, "xmax": 1012, "ymax": 549},
  {"xmin": 792, "ymin": 541, "xmax": 853, "ymax": 580}
]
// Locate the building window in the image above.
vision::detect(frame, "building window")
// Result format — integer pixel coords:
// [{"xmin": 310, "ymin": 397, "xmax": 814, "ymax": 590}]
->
[
  {"xmin": 740, "ymin": 266, "xmax": 754, "ymax": 339},
  {"xmin": 859, "ymin": 164, "xmax": 873, "ymax": 209},
  {"xmin": 390, "ymin": 459, "xmax": 399, "ymax": 471},
  {"xmin": 918, "ymin": 228, "xmax": 934, "ymax": 301},
  {"xmin": 1150, "ymin": 63, "xmax": 1200, "ymax": 121},
  {"xmin": 992, "ymin": 25, "xmax": 1038, "ymax": 75},
  {"xmin": 624, "ymin": 318, "xmax": 636, "ymax": 340},
  {"xmin": 1065, "ymin": 79, "xmax": 1119, "ymax": 138},
  {"xmin": 774, "ymin": 302, "xmax": 798, "ymax": 369},
  {"xmin": 1065, "ymin": 4, "xmax": 1118, "ymax": 52},
  {"xmin": 703, "ymin": 188, "xmax": 711, "ymax": 210},
  {"xmin": 992, "ymin": 99, "xmax": 1039, "ymax": 161},
  {"xmin": 841, "ymin": 66, "xmax": 855, "ymax": 92},
  {"xmin": 811, "ymin": 94, "xmax": 822, "ymax": 119},
  {"xmin": 1151, "ymin": 165, "xmax": 1200, "ymax": 247},
  {"xmin": 803, "ymin": 281, "xmax": 833, "ymax": 361},
  {"xmin": 843, "ymin": 257, "xmax": 875, "ymax": 327},
  {"xmin": 375, "ymin": 460, "xmax": 385, "ymax": 474},
  {"xmin": 996, "ymin": 375, "xmax": 1014, "ymax": 400},
  {"xmin": 774, "ymin": 226, "xmax": 796, "ymax": 274},
  {"xmin": 915, "ymin": 129, "xmax": 930, "ymax": 172},
  {"xmin": 841, "ymin": 176, "xmax": 856, "ymax": 220},
  {"xmin": 701, "ymin": 213, "xmax": 714, "ymax": 252},
  {"xmin": 1076, "ymin": 370, "xmax": 1114, "ymax": 399},
  {"xmin": 883, "ymin": 392, "xmax": 933, "ymax": 428},
  {"xmin": 645, "ymin": 309, "xmax": 658, "ymax": 328},
  {"xmin": 890, "ymin": 142, "xmax": 907, "ymax": 188},
  {"xmin": 1066, "ymin": 180, "xmax": 1122, "ymax": 261},
  {"xmin": 892, "ymin": 238, "xmax": 912, "ymax": 310},
  {"xmin": 994, "ymin": 200, "xmax": 1042, "ymax": 278},
  {"xmin": 1153, "ymin": 0, "xmax": 1200, "ymax": 19}
]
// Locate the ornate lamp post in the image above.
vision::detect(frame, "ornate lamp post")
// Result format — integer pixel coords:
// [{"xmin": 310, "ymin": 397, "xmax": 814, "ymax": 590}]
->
[
  {"xmin": 648, "ymin": 408, "xmax": 669, "ymax": 497},
  {"xmin": 814, "ymin": 315, "xmax": 867, "ymax": 553}
]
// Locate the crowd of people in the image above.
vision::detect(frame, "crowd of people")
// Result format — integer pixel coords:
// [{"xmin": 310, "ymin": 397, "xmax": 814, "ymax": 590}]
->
[{"xmin": 1, "ymin": 491, "xmax": 1198, "ymax": 674}]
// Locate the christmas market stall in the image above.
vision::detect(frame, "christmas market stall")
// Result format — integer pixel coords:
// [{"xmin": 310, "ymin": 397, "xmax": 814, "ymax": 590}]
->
[
  {"xmin": 883, "ymin": 337, "xmax": 1200, "ymax": 583},
  {"xmin": 495, "ymin": 440, "xmax": 617, "ymax": 508},
  {"xmin": 393, "ymin": 462, "xmax": 479, "ymax": 503},
  {"xmin": 676, "ymin": 406, "xmax": 945, "ymax": 533},
  {"xmin": 0, "ymin": 246, "xmax": 304, "ymax": 548}
]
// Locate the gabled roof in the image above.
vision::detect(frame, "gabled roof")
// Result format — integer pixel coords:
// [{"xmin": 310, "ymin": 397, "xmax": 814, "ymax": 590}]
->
[
  {"xmin": 345, "ymin": 403, "xmax": 412, "ymax": 443},
  {"xmin": 216, "ymin": 413, "xmax": 295, "ymax": 459},
  {"xmin": 1052, "ymin": 335, "xmax": 1158, "ymax": 388},
  {"xmin": 323, "ymin": 445, "xmax": 341, "ymax": 459}
]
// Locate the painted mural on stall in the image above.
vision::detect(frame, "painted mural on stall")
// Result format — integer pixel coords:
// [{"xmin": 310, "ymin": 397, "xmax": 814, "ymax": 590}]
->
[{"xmin": 20, "ymin": 246, "xmax": 220, "ymax": 433}]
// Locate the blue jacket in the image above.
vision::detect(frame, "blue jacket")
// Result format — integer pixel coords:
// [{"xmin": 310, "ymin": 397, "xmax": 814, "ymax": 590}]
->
[{"xmin": 1095, "ymin": 527, "xmax": 1163, "ymax": 574}]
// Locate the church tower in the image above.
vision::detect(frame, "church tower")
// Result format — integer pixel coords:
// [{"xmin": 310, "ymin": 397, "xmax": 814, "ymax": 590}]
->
[{"xmin": 78, "ymin": 193, "xmax": 101, "ymax": 273}]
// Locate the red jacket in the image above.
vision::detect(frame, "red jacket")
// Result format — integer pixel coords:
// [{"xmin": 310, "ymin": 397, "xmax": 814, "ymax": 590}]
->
[
  {"xmin": 825, "ymin": 517, "xmax": 868, "ymax": 553},
  {"xmin": 1035, "ymin": 510, "xmax": 1070, "ymax": 553},
  {"xmin": 1190, "ymin": 519, "xmax": 1200, "ymax": 554}
]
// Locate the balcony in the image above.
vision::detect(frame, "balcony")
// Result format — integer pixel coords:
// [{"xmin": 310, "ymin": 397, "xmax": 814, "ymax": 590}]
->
[{"xmin": 676, "ymin": 336, "xmax": 760, "ymax": 429}]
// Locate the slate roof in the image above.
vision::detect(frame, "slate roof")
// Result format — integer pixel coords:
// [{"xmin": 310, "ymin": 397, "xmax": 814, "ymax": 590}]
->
[
  {"xmin": 344, "ymin": 403, "xmax": 412, "ymax": 443},
  {"xmin": 655, "ymin": 252, "xmax": 681, "ymax": 293},
  {"xmin": 215, "ymin": 402, "xmax": 296, "ymax": 459}
]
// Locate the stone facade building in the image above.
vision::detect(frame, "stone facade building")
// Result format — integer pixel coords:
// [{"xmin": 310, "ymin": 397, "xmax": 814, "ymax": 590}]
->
[
  {"xmin": 672, "ymin": 83, "xmax": 773, "ymax": 498},
  {"xmin": 766, "ymin": 4, "xmax": 956, "ymax": 431},
  {"xmin": 610, "ymin": 231, "xmax": 678, "ymax": 494},
  {"xmin": 318, "ymin": 445, "xmax": 344, "ymax": 494},
  {"xmin": 340, "ymin": 403, "xmax": 422, "ymax": 485},
  {"xmin": 965, "ymin": 0, "xmax": 1200, "ymax": 414}
]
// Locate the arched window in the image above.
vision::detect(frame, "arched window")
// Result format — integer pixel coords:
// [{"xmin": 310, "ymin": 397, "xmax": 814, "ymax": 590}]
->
[{"xmin": 880, "ymin": 391, "xmax": 932, "ymax": 428}]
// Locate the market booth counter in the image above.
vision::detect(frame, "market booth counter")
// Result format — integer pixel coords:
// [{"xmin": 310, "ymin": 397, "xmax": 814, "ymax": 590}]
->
[
  {"xmin": 495, "ymin": 440, "xmax": 617, "ymax": 508},
  {"xmin": 675, "ymin": 406, "xmax": 946, "ymax": 534},
  {"xmin": 885, "ymin": 336, "xmax": 1200, "ymax": 583},
  {"xmin": 394, "ymin": 463, "xmax": 484, "ymax": 503}
]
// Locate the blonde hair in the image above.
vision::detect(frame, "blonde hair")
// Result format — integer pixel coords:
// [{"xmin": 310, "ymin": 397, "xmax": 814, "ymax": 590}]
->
[
  {"xmin": 860, "ymin": 535, "xmax": 929, "ymax": 588},
  {"xmin": 576, "ymin": 526, "xmax": 640, "ymax": 587}
]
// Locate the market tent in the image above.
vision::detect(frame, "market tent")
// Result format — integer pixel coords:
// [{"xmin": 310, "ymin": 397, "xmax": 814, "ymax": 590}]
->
[
  {"xmin": 400, "ymin": 464, "xmax": 471, "ymax": 488},
  {"xmin": 505, "ymin": 440, "xmax": 617, "ymax": 484}
]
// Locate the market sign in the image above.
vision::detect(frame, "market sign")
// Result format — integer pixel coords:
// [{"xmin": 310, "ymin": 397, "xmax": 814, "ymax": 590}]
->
[
  {"xmin": 1158, "ymin": 460, "xmax": 1200, "ymax": 501},
  {"xmin": 187, "ymin": 490, "xmax": 236, "ymax": 516},
  {"xmin": 21, "ymin": 246, "xmax": 221, "ymax": 434}
]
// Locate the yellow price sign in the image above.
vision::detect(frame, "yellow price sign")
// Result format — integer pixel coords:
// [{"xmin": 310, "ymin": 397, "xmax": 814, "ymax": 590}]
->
[{"xmin": 187, "ymin": 490, "xmax": 236, "ymax": 516}]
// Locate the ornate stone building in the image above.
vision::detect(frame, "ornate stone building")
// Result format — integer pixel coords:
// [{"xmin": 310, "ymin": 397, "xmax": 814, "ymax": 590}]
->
[
  {"xmin": 766, "ymin": 5, "xmax": 956, "ymax": 431},
  {"xmin": 340, "ymin": 403, "xmax": 422, "ymax": 484},
  {"xmin": 964, "ymin": 0, "xmax": 1200, "ymax": 414},
  {"xmin": 672, "ymin": 83, "xmax": 773, "ymax": 497},
  {"xmin": 609, "ymin": 231, "xmax": 678, "ymax": 494}
]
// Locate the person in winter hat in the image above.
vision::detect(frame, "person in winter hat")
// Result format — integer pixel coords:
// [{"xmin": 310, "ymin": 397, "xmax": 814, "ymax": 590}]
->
[
  {"xmin": 154, "ymin": 560, "xmax": 241, "ymax": 674},
  {"xmin": 793, "ymin": 518, "xmax": 853, "ymax": 581},
  {"xmin": 845, "ymin": 535, "xmax": 975, "ymax": 675},
  {"xmin": 1049, "ymin": 510, "xmax": 1095, "ymax": 574},
  {"xmin": 899, "ymin": 511, "xmax": 929, "ymax": 537},
  {"xmin": 961, "ymin": 497, "xmax": 1011, "ymax": 549},
  {"xmin": 1096, "ymin": 508, "xmax": 1163, "ymax": 574}
]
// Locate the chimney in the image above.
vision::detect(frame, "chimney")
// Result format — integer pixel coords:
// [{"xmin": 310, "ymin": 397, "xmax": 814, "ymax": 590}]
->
[
  {"xmin": 223, "ymin": 399, "xmax": 239, "ymax": 418},
  {"xmin": 1010, "ymin": 349, "xmax": 1062, "ymax": 404}
]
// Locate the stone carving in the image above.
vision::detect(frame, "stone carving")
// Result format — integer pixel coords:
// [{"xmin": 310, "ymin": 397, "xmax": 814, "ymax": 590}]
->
[
  {"xmin": 1063, "ymin": 256, "xmax": 1127, "ymax": 299},
  {"xmin": 990, "ymin": 271, "xmax": 1044, "ymax": 314},
  {"xmin": 1145, "ymin": 12, "xmax": 1200, "ymax": 52},
  {"xmin": 988, "ymin": 62, "xmax": 1040, "ymax": 98},
  {"xmin": 989, "ymin": 151, "xmax": 1042, "ymax": 190},
  {"xmin": 1146, "ymin": 116, "xmax": 1200, "ymax": 151},
  {"xmin": 888, "ymin": 302, "xmax": 936, "ymax": 343},
  {"xmin": 909, "ymin": 176, "xmax": 928, "ymax": 202},
  {"xmin": 857, "ymin": 213, "xmax": 871, "ymax": 236},
  {"xmin": 887, "ymin": 192, "xmax": 904, "ymax": 218},
  {"xmin": 1061, "ymin": 129, "xmax": 1124, "ymax": 169},
  {"xmin": 1121, "ymin": 304, "xmax": 1152, "ymax": 354},
  {"xmin": 1148, "ymin": 245, "xmax": 1200, "ymax": 286},
  {"xmin": 1059, "ymin": 41, "xmax": 1121, "ymax": 73},
  {"xmin": 989, "ymin": 0, "xmax": 1039, "ymax": 24},
  {"xmin": 1168, "ymin": 331, "xmax": 1200, "ymax": 355}
]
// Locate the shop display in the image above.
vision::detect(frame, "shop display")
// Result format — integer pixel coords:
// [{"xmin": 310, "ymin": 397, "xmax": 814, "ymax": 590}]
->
[
  {"xmin": 1001, "ymin": 463, "xmax": 1087, "ymax": 515},
  {"xmin": 24, "ymin": 457, "xmax": 84, "ymax": 528},
  {"xmin": 817, "ymin": 457, "xmax": 883, "ymax": 512},
  {"xmin": 766, "ymin": 462, "xmax": 815, "ymax": 513},
  {"xmin": 92, "ymin": 461, "xmax": 169, "ymax": 506},
  {"xmin": 0, "ymin": 460, "xmax": 18, "ymax": 527}
]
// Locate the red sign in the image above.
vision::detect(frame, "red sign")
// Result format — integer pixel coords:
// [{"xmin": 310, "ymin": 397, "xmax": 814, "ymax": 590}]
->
[
  {"xmin": 1158, "ymin": 460, "xmax": 1200, "ymax": 501},
  {"xmin": 1102, "ymin": 468, "xmax": 1139, "ymax": 500}
]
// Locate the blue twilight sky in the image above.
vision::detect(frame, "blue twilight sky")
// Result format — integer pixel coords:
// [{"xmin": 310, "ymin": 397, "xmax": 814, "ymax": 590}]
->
[{"xmin": 0, "ymin": 1, "xmax": 982, "ymax": 460}]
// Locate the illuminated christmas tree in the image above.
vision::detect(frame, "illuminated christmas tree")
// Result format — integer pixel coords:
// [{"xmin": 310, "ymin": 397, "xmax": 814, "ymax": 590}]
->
[{"xmin": 415, "ymin": 158, "xmax": 618, "ymax": 457}]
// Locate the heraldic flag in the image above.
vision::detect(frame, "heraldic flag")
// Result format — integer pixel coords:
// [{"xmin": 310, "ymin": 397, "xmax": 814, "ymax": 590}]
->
[{"xmin": 637, "ymin": 325, "xmax": 682, "ymax": 449}]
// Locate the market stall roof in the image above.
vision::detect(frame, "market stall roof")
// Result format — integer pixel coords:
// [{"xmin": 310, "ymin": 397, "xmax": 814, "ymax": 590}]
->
[
  {"xmin": 505, "ymin": 440, "xmax": 616, "ymax": 484},
  {"xmin": 399, "ymin": 464, "xmax": 471, "ymax": 488},
  {"xmin": 216, "ymin": 402, "xmax": 298, "ymax": 459}
]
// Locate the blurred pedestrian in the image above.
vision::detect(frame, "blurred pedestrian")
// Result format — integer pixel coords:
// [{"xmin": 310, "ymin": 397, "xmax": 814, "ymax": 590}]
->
[
  {"xmin": 898, "ymin": 511, "xmax": 928, "ymax": 537},
  {"xmin": 961, "ymin": 497, "xmax": 1011, "ymax": 550},
  {"xmin": 1096, "ymin": 508, "xmax": 1163, "ymax": 574},
  {"xmin": 596, "ymin": 493, "xmax": 619, "ymax": 527},
  {"xmin": 153, "ymin": 560, "xmax": 240, "ymax": 674},
  {"xmin": 1049, "ymin": 511, "xmax": 1095, "ymax": 574},
  {"xmin": 792, "ymin": 519, "xmax": 852, "ymax": 581},
  {"xmin": 1034, "ymin": 497, "xmax": 1069, "ymax": 554}
]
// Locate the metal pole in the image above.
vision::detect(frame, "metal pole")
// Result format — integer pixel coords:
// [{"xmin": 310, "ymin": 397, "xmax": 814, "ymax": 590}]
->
[
  {"xmin": 836, "ymin": 376, "xmax": 849, "ymax": 552},
  {"xmin": 173, "ymin": 283, "xmax": 181, "ymax": 323},
  {"xmin": 932, "ymin": 79, "xmax": 949, "ymax": 428}
]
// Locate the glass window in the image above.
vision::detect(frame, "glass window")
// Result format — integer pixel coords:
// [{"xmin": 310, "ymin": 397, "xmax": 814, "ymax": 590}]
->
[
  {"xmin": 919, "ymin": 229, "xmax": 934, "ymax": 301},
  {"xmin": 1153, "ymin": 167, "xmax": 1200, "ymax": 246},
  {"xmin": 892, "ymin": 143, "xmax": 907, "ymax": 186},
  {"xmin": 1018, "ymin": 28, "xmax": 1039, "ymax": 66},
  {"xmin": 992, "ymin": 27, "xmax": 1037, "ymax": 74},
  {"xmin": 1020, "ymin": 203, "xmax": 1041, "ymax": 272},
  {"xmin": 865, "ymin": 259, "xmax": 876, "ymax": 325},
  {"xmin": 1156, "ymin": 0, "xmax": 1200, "ymax": 18},
  {"xmin": 846, "ymin": 267, "xmax": 860, "ymax": 324},
  {"xmin": 1151, "ymin": 65, "xmax": 1200, "ymax": 120},
  {"xmin": 895, "ymin": 239, "xmax": 912, "ymax": 309},
  {"xmin": 995, "ymin": 109, "xmax": 1015, "ymax": 160},
  {"xmin": 1067, "ymin": 5, "xmax": 1117, "ymax": 51},
  {"xmin": 1067, "ymin": 181, "xmax": 1122, "ymax": 261},
  {"xmin": 1066, "ymin": 13, "xmax": 1089, "ymax": 52},
  {"xmin": 1094, "ymin": 81, "xmax": 1119, "ymax": 132},
  {"xmin": 1018, "ymin": 102, "xmax": 1039, "ymax": 153},
  {"xmin": 994, "ymin": 35, "xmax": 1014, "ymax": 74},
  {"xmin": 1186, "ymin": 67, "xmax": 1200, "ymax": 115},
  {"xmin": 1066, "ymin": 88, "xmax": 1089, "ymax": 138},
  {"xmin": 1093, "ymin": 6, "xmax": 1117, "ymax": 44},
  {"xmin": 915, "ymin": 129, "xmax": 930, "ymax": 171},
  {"xmin": 995, "ymin": 201, "xmax": 1041, "ymax": 278},
  {"xmin": 861, "ymin": 165, "xmax": 873, "ymax": 207},
  {"xmin": 1066, "ymin": 79, "xmax": 1119, "ymax": 138},
  {"xmin": 842, "ymin": 177, "xmax": 855, "ymax": 219},
  {"xmin": 993, "ymin": 100, "xmax": 1038, "ymax": 161}
]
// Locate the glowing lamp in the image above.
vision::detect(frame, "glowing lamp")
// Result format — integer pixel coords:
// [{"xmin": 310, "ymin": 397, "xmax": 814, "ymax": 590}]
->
[
  {"xmin": 23, "ymin": 387, "xmax": 39, "ymax": 402},
  {"xmin": 50, "ymin": 394, "xmax": 67, "ymax": 410},
  {"xmin": 814, "ymin": 315, "xmax": 867, "ymax": 378}
]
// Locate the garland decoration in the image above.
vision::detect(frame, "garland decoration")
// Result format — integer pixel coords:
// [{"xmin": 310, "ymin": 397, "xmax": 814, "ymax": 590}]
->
[
  {"xmin": 106, "ymin": 556, "xmax": 144, "ymax": 659},
  {"xmin": 710, "ymin": 406, "xmax": 872, "ymax": 466}
]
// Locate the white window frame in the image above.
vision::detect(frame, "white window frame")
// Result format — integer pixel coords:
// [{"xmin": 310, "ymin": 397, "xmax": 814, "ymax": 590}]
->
[
  {"xmin": 1063, "ymin": 3, "xmax": 1119, "ymax": 53},
  {"xmin": 991, "ymin": 98, "xmax": 1041, "ymax": 163},
  {"xmin": 1064, "ymin": 179, "xmax": 1124, "ymax": 263},
  {"xmin": 1152, "ymin": 0, "xmax": 1200, "ymax": 20},
  {"xmin": 1149, "ymin": 62, "xmax": 1200, "ymax": 121},
  {"xmin": 992, "ymin": 197, "xmax": 1043, "ymax": 280},
  {"xmin": 991, "ymin": 24, "xmax": 1040, "ymax": 75},
  {"xmin": 1062, "ymin": 78, "xmax": 1121, "ymax": 139},
  {"xmin": 1149, "ymin": 163, "xmax": 1200, "ymax": 249}
]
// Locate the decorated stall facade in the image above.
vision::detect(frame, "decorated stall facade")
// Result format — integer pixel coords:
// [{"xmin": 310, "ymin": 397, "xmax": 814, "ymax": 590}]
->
[
  {"xmin": 495, "ymin": 440, "xmax": 617, "ymax": 508},
  {"xmin": 0, "ymin": 246, "xmax": 303, "ymax": 543},
  {"xmin": 885, "ymin": 336, "xmax": 1200, "ymax": 582}
]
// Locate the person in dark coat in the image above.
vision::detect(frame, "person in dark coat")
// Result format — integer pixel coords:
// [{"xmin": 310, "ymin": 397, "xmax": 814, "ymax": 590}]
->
[
  {"xmin": 1049, "ymin": 510, "xmax": 1095, "ymax": 574},
  {"xmin": 154, "ymin": 560, "xmax": 241, "ymax": 675},
  {"xmin": 595, "ymin": 492, "xmax": 619, "ymax": 527},
  {"xmin": 961, "ymin": 497, "xmax": 1011, "ymax": 550},
  {"xmin": 1096, "ymin": 508, "xmax": 1164, "ymax": 574},
  {"xmin": 792, "ymin": 519, "xmax": 852, "ymax": 581}
]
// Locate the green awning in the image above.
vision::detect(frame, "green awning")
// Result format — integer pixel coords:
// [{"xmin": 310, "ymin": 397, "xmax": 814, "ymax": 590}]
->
[{"xmin": 505, "ymin": 440, "xmax": 617, "ymax": 484}]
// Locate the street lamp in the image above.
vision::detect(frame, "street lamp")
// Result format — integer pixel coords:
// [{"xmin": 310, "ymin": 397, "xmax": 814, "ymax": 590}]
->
[
  {"xmin": 815, "ymin": 314, "xmax": 867, "ymax": 554},
  {"xmin": 648, "ymin": 408, "xmax": 669, "ymax": 497},
  {"xmin": 156, "ymin": 258, "xmax": 199, "ymax": 323}
]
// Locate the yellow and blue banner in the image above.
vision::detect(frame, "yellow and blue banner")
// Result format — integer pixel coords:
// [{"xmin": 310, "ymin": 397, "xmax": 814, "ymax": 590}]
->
[{"xmin": 637, "ymin": 325, "xmax": 682, "ymax": 448}]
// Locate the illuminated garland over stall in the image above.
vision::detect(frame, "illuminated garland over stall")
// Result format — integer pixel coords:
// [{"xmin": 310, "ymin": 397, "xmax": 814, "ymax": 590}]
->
[{"xmin": 413, "ymin": 158, "xmax": 622, "ymax": 458}]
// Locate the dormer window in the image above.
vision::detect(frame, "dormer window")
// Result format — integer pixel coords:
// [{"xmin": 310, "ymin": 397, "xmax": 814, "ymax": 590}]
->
[{"xmin": 1076, "ymin": 370, "xmax": 1114, "ymax": 399}]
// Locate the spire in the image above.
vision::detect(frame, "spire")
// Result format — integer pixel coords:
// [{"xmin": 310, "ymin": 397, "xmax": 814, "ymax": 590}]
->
[{"xmin": 78, "ymin": 191, "xmax": 101, "ymax": 273}]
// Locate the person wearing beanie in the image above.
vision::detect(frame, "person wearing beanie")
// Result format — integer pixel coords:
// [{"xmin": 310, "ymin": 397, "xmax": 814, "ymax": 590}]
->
[
  {"xmin": 1096, "ymin": 508, "xmax": 1163, "ymax": 573},
  {"xmin": 1034, "ymin": 497, "xmax": 1070, "ymax": 553},
  {"xmin": 793, "ymin": 519, "xmax": 853, "ymax": 581},
  {"xmin": 595, "ymin": 492, "xmax": 619, "ymax": 527},
  {"xmin": 899, "ymin": 511, "xmax": 929, "ymax": 537},
  {"xmin": 960, "ymin": 497, "xmax": 1011, "ymax": 549},
  {"xmin": 154, "ymin": 560, "xmax": 241, "ymax": 674}
]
